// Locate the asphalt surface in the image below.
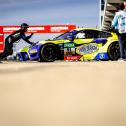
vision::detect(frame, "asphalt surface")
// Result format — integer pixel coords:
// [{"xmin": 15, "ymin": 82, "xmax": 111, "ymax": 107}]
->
[{"xmin": 0, "ymin": 61, "xmax": 126, "ymax": 126}]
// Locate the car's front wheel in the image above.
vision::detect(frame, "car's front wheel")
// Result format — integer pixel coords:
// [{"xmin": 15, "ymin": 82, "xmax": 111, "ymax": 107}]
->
[
  {"xmin": 107, "ymin": 41, "xmax": 120, "ymax": 61},
  {"xmin": 39, "ymin": 43, "xmax": 59, "ymax": 62}
]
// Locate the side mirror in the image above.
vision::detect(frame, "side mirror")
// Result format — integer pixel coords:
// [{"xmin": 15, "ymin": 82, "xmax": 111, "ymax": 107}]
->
[{"xmin": 67, "ymin": 35, "xmax": 74, "ymax": 41}]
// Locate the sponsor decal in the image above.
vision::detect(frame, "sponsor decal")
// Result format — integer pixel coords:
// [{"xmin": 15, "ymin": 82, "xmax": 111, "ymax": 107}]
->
[
  {"xmin": 3, "ymin": 26, "xmax": 45, "ymax": 33},
  {"xmin": 28, "ymin": 27, "xmax": 45, "ymax": 33},
  {"xmin": 29, "ymin": 49, "xmax": 37, "ymax": 54},
  {"xmin": 99, "ymin": 53, "xmax": 105, "ymax": 59},
  {"xmin": 76, "ymin": 44, "xmax": 98, "ymax": 54},
  {"xmin": 64, "ymin": 43, "xmax": 75, "ymax": 48},
  {"xmin": 51, "ymin": 26, "xmax": 68, "ymax": 32},
  {"xmin": 94, "ymin": 53, "xmax": 109, "ymax": 60},
  {"xmin": 64, "ymin": 56, "xmax": 81, "ymax": 60},
  {"xmin": 3, "ymin": 27, "xmax": 20, "ymax": 31},
  {"xmin": 64, "ymin": 48, "xmax": 76, "ymax": 55},
  {"xmin": 64, "ymin": 43, "xmax": 75, "ymax": 55},
  {"xmin": 2, "ymin": 25, "xmax": 76, "ymax": 34},
  {"xmin": 28, "ymin": 27, "xmax": 45, "ymax": 31}
]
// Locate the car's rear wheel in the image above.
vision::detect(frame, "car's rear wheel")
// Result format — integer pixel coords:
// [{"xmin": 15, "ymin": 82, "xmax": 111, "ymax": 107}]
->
[
  {"xmin": 107, "ymin": 41, "xmax": 120, "ymax": 61},
  {"xmin": 39, "ymin": 43, "xmax": 59, "ymax": 62}
]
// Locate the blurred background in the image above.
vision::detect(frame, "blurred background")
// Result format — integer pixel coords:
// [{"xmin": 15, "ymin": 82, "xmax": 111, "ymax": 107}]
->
[{"xmin": 0, "ymin": 0, "xmax": 99, "ymax": 51}]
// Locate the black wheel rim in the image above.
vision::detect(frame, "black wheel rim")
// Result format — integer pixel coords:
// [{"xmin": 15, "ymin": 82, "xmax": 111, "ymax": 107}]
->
[
  {"xmin": 108, "ymin": 42, "xmax": 120, "ymax": 60},
  {"xmin": 42, "ymin": 45, "xmax": 57, "ymax": 61}
]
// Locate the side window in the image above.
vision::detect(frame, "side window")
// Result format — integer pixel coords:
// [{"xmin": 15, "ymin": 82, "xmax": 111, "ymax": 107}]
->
[
  {"xmin": 75, "ymin": 31, "xmax": 86, "ymax": 39},
  {"xmin": 75, "ymin": 30, "xmax": 112, "ymax": 39},
  {"xmin": 99, "ymin": 31, "xmax": 112, "ymax": 38},
  {"xmin": 85, "ymin": 30, "xmax": 100, "ymax": 38}
]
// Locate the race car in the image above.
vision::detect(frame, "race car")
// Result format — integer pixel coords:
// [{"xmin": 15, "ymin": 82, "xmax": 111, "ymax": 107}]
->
[{"xmin": 16, "ymin": 28, "xmax": 120, "ymax": 62}]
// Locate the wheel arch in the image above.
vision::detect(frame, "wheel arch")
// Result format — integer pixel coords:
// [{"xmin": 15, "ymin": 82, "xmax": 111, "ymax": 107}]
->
[{"xmin": 39, "ymin": 43, "xmax": 60, "ymax": 62}]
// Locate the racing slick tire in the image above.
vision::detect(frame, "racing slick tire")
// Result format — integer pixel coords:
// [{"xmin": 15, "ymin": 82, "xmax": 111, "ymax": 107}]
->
[
  {"xmin": 39, "ymin": 43, "xmax": 59, "ymax": 62},
  {"xmin": 107, "ymin": 41, "xmax": 120, "ymax": 61}
]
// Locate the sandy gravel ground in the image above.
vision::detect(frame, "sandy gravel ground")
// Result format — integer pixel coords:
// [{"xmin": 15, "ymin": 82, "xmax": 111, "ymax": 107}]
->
[{"xmin": 0, "ymin": 61, "xmax": 126, "ymax": 126}]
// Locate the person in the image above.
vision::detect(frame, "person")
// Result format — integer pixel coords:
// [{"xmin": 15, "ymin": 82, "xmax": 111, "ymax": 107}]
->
[
  {"xmin": 111, "ymin": 2, "xmax": 126, "ymax": 61},
  {"xmin": 0, "ymin": 23, "xmax": 34, "ymax": 60}
]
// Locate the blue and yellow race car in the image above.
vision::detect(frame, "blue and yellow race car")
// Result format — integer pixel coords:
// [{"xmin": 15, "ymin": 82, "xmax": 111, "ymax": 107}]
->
[{"xmin": 16, "ymin": 28, "xmax": 120, "ymax": 62}]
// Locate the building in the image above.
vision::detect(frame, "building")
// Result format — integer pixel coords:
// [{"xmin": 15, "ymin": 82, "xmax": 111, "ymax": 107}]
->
[
  {"xmin": 100, "ymin": 0, "xmax": 105, "ymax": 27},
  {"xmin": 101, "ymin": 0, "xmax": 124, "ymax": 30}
]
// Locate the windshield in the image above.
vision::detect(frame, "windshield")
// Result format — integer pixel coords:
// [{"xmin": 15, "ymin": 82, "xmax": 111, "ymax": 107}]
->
[{"xmin": 53, "ymin": 30, "xmax": 77, "ymax": 40}]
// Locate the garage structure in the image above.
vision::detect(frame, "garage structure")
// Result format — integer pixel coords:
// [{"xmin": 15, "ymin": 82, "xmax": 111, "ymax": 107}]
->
[{"xmin": 101, "ymin": 0, "xmax": 125, "ymax": 31}]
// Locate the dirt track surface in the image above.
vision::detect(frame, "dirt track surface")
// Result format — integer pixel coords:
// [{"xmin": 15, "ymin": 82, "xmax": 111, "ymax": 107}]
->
[{"xmin": 0, "ymin": 61, "xmax": 126, "ymax": 126}]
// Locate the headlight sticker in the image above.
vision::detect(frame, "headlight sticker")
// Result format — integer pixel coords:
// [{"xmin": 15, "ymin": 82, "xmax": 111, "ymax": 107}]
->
[{"xmin": 29, "ymin": 49, "xmax": 37, "ymax": 54}]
